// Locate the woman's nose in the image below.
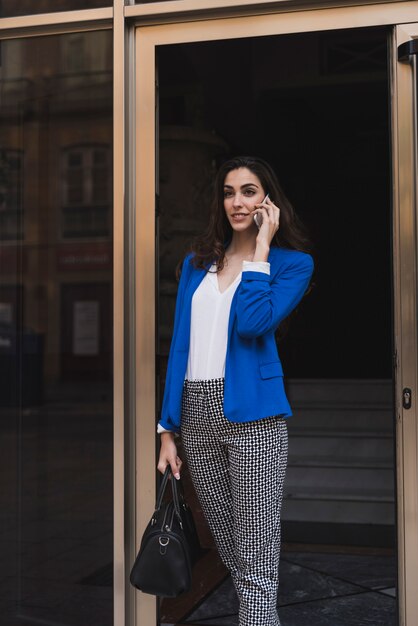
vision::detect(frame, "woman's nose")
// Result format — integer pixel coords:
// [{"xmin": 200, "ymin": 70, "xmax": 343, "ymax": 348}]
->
[{"xmin": 232, "ymin": 193, "xmax": 243, "ymax": 207}]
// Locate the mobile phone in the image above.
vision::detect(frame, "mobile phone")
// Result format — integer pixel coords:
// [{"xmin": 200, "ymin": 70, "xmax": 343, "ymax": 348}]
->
[{"xmin": 253, "ymin": 193, "xmax": 269, "ymax": 229}]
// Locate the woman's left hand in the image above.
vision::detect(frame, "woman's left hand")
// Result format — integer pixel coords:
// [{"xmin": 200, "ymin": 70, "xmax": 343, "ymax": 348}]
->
[{"xmin": 253, "ymin": 196, "xmax": 280, "ymax": 249}]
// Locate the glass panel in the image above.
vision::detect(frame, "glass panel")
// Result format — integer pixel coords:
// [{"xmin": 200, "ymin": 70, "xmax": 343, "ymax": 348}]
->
[
  {"xmin": 0, "ymin": 31, "xmax": 113, "ymax": 626},
  {"xmin": 156, "ymin": 26, "xmax": 396, "ymax": 625},
  {"xmin": 0, "ymin": 0, "xmax": 111, "ymax": 18}
]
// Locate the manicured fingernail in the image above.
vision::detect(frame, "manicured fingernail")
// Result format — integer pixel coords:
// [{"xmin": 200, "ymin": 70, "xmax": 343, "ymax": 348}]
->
[{"xmin": 174, "ymin": 473, "xmax": 180, "ymax": 480}]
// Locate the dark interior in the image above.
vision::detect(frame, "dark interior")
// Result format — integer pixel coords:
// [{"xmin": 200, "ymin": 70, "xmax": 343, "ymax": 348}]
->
[{"xmin": 157, "ymin": 26, "xmax": 392, "ymax": 379}]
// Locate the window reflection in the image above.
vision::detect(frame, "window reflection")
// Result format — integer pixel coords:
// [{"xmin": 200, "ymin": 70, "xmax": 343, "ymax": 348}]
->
[
  {"xmin": 0, "ymin": 0, "xmax": 111, "ymax": 18},
  {"xmin": 0, "ymin": 150, "xmax": 23, "ymax": 240},
  {"xmin": 62, "ymin": 146, "xmax": 111, "ymax": 238},
  {"xmin": 0, "ymin": 31, "xmax": 113, "ymax": 626}
]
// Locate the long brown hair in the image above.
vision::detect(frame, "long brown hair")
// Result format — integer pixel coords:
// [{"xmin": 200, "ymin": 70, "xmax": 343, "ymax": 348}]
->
[{"xmin": 189, "ymin": 155, "xmax": 313, "ymax": 271}]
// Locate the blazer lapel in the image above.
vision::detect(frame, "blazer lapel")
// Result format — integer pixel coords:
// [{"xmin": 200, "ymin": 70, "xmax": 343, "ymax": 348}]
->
[
  {"xmin": 227, "ymin": 283, "xmax": 240, "ymax": 343},
  {"xmin": 176, "ymin": 264, "xmax": 209, "ymax": 352}
]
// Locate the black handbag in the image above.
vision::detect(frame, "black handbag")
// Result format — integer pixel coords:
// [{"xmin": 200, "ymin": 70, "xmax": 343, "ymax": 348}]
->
[{"xmin": 129, "ymin": 466, "xmax": 201, "ymax": 597}]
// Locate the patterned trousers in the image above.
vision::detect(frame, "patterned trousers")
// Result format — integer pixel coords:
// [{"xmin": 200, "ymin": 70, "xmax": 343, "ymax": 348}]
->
[{"xmin": 180, "ymin": 378, "xmax": 288, "ymax": 626}]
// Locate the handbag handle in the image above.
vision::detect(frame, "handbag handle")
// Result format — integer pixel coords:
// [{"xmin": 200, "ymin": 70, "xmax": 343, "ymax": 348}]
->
[
  {"xmin": 155, "ymin": 466, "xmax": 171, "ymax": 511},
  {"xmin": 154, "ymin": 466, "xmax": 183, "ymax": 524}
]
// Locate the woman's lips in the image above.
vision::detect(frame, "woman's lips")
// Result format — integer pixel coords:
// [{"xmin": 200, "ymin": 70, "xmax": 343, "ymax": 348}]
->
[{"xmin": 231, "ymin": 213, "xmax": 250, "ymax": 221}]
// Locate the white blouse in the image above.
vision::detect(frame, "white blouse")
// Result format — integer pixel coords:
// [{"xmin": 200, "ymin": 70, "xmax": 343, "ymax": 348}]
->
[
  {"xmin": 185, "ymin": 265, "xmax": 239, "ymax": 381},
  {"xmin": 158, "ymin": 260, "xmax": 270, "ymax": 433}
]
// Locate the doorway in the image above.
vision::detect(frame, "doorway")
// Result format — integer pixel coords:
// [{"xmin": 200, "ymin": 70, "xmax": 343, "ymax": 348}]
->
[{"xmin": 153, "ymin": 25, "xmax": 396, "ymax": 625}]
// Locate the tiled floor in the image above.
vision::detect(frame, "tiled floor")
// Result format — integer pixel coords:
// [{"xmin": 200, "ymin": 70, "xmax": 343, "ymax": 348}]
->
[{"xmin": 175, "ymin": 550, "xmax": 397, "ymax": 626}]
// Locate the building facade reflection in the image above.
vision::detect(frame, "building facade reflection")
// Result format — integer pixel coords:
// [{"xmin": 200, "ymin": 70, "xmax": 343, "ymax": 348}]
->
[{"xmin": 0, "ymin": 30, "xmax": 113, "ymax": 626}]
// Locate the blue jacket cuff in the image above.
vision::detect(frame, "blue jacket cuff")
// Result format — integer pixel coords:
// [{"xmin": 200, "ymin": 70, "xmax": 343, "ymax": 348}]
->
[
  {"xmin": 158, "ymin": 418, "xmax": 180, "ymax": 434},
  {"xmin": 241, "ymin": 270, "xmax": 271, "ymax": 282}
]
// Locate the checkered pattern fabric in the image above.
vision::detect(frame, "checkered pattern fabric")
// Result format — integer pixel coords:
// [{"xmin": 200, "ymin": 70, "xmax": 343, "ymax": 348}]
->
[{"xmin": 181, "ymin": 378, "xmax": 288, "ymax": 626}]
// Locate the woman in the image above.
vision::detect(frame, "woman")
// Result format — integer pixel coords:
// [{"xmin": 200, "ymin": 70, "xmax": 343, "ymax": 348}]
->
[{"xmin": 157, "ymin": 156, "xmax": 314, "ymax": 626}]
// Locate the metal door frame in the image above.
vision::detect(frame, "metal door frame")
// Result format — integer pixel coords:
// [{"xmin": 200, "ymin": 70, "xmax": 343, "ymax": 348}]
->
[
  {"xmin": 392, "ymin": 22, "xmax": 418, "ymax": 626},
  {"xmin": 0, "ymin": 5, "xmax": 125, "ymax": 626},
  {"xmin": 134, "ymin": 3, "xmax": 418, "ymax": 625}
]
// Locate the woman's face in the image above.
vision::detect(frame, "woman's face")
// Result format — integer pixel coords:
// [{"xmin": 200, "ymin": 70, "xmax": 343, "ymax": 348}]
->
[{"xmin": 223, "ymin": 167, "xmax": 265, "ymax": 233}]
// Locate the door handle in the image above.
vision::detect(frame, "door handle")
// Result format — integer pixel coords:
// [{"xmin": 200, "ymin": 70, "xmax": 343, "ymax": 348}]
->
[
  {"xmin": 403, "ymin": 387, "xmax": 412, "ymax": 410},
  {"xmin": 398, "ymin": 39, "xmax": 418, "ymax": 62}
]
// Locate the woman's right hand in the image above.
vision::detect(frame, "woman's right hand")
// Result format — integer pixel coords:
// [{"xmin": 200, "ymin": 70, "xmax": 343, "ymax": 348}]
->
[{"xmin": 157, "ymin": 432, "xmax": 182, "ymax": 480}]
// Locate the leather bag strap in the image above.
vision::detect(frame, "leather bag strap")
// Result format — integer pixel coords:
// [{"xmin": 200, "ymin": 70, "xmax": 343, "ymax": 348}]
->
[
  {"xmin": 170, "ymin": 473, "xmax": 182, "ymax": 521},
  {"xmin": 155, "ymin": 466, "xmax": 171, "ymax": 511},
  {"xmin": 154, "ymin": 466, "xmax": 184, "ymax": 525}
]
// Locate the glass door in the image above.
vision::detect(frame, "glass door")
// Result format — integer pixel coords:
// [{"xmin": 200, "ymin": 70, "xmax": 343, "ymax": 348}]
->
[
  {"xmin": 0, "ymin": 30, "xmax": 114, "ymax": 626},
  {"xmin": 134, "ymin": 7, "xmax": 418, "ymax": 626}
]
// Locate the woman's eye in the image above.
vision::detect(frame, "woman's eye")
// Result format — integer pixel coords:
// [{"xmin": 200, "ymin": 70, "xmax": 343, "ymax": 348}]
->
[
  {"xmin": 223, "ymin": 191, "xmax": 233, "ymax": 198},
  {"xmin": 244, "ymin": 189, "xmax": 256, "ymax": 196}
]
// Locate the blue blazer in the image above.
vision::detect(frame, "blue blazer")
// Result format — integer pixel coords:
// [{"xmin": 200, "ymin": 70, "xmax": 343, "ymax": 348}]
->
[{"xmin": 159, "ymin": 246, "xmax": 314, "ymax": 433}]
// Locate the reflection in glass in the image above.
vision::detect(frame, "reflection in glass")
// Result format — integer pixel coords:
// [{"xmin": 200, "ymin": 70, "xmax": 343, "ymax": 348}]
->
[
  {"xmin": 62, "ymin": 146, "xmax": 111, "ymax": 238},
  {"xmin": 0, "ymin": 31, "xmax": 113, "ymax": 626},
  {"xmin": 0, "ymin": 0, "xmax": 111, "ymax": 18},
  {"xmin": 0, "ymin": 149, "xmax": 23, "ymax": 240}
]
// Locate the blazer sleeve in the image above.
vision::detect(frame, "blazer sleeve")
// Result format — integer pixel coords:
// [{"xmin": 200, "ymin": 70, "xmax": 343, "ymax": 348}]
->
[
  {"xmin": 236, "ymin": 251, "xmax": 314, "ymax": 339},
  {"xmin": 158, "ymin": 254, "xmax": 192, "ymax": 431}
]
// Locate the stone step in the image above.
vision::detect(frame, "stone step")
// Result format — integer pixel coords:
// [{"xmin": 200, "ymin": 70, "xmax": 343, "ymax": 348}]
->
[
  {"xmin": 285, "ymin": 466, "xmax": 394, "ymax": 493},
  {"xmin": 289, "ymin": 428, "xmax": 393, "ymax": 440},
  {"xmin": 288, "ymin": 455, "xmax": 393, "ymax": 469},
  {"xmin": 285, "ymin": 378, "xmax": 393, "ymax": 406},
  {"xmin": 279, "ymin": 379, "xmax": 395, "ymax": 527},
  {"xmin": 288, "ymin": 436, "xmax": 394, "ymax": 460},
  {"xmin": 282, "ymin": 497, "xmax": 395, "ymax": 525},
  {"xmin": 283, "ymin": 485, "xmax": 394, "ymax": 502},
  {"xmin": 287, "ymin": 409, "xmax": 394, "ymax": 434}
]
